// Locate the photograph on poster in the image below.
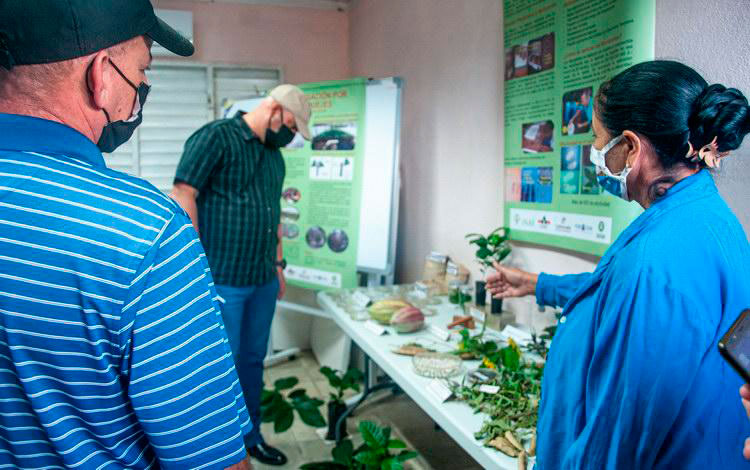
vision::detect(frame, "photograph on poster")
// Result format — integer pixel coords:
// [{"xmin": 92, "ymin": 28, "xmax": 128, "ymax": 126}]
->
[
  {"xmin": 282, "ymin": 223, "xmax": 300, "ymax": 239},
  {"xmin": 306, "ymin": 226, "xmax": 326, "ymax": 249},
  {"xmin": 505, "ymin": 167, "xmax": 522, "ymax": 202},
  {"xmin": 528, "ymin": 37, "xmax": 543, "ymax": 74},
  {"xmin": 521, "ymin": 167, "xmax": 553, "ymax": 203},
  {"xmin": 580, "ymin": 144, "xmax": 601, "ymax": 195},
  {"xmin": 561, "ymin": 145, "xmax": 581, "ymax": 171},
  {"xmin": 522, "ymin": 120, "xmax": 554, "ymax": 153},
  {"xmin": 504, "ymin": 47, "xmax": 515, "ymax": 81},
  {"xmin": 561, "ymin": 170, "xmax": 580, "ymax": 194},
  {"xmin": 281, "ymin": 206, "xmax": 300, "ymax": 222},
  {"xmin": 282, "ymin": 187, "xmax": 301, "ymax": 204},
  {"xmin": 560, "ymin": 145, "xmax": 581, "ymax": 195},
  {"xmin": 312, "ymin": 122, "xmax": 357, "ymax": 151},
  {"xmin": 562, "ymin": 86, "xmax": 593, "ymax": 135},
  {"xmin": 286, "ymin": 132, "xmax": 306, "ymax": 149},
  {"xmin": 513, "ymin": 43, "xmax": 528, "ymax": 78},
  {"xmin": 505, "ymin": 32, "xmax": 555, "ymax": 81},
  {"xmin": 327, "ymin": 229, "xmax": 350, "ymax": 253},
  {"xmin": 541, "ymin": 32, "xmax": 555, "ymax": 70}
]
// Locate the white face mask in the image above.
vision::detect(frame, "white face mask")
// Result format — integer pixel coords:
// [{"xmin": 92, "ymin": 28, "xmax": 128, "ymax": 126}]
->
[{"xmin": 589, "ymin": 134, "xmax": 630, "ymax": 200}]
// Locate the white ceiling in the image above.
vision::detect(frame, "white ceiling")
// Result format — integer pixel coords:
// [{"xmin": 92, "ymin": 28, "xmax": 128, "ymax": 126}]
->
[{"xmin": 184, "ymin": 0, "xmax": 351, "ymax": 10}]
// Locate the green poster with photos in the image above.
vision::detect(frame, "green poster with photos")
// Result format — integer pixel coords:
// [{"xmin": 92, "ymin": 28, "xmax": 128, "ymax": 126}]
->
[
  {"xmin": 503, "ymin": 0, "xmax": 654, "ymax": 255},
  {"xmin": 280, "ymin": 78, "xmax": 366, "ymax": 290}
]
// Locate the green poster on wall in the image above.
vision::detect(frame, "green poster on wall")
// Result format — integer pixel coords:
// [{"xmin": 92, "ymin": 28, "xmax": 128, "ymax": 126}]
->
[
  {"xmin": 280, "ymin": 78, "xmax": 366, "ymax": 290},
  {"xmin": 503, "ymin": 0, "xmax": 654, "ymax": 256}
]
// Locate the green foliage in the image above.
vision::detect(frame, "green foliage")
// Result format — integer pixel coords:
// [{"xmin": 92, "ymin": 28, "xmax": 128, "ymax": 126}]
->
[
  {"xmin": 320, "ymin": 366, "xmax": 364, "ymax": 404},
  {"xmin": 448, "ymin": 288, "xmax": 471, "ymax": 306},
  {"xmin": 260, "ymin": 377, "xmax": 325, "ymax": 433},
  {"xmin": 300, "ymin": 421, "xmax": 418, "ymax": 470},
  {"xmin": 451, "ymin": 333, "xmax": 549, "ymax": 451},
  {"xmin": 523, "ymin": 324, "xmax": 558, "ymax": 359},
  {"xmin": 466, "ymin": 227, "xmax": 512, "ymax": 272},
  {"xmin": 456, "ymin": 327, "xmax": 494, "ymax": 360}
]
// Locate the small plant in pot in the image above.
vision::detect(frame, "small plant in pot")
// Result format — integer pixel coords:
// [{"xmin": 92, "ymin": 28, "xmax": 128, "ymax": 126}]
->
[
  {"xmin": 301, "ymin": 420, "xmax": 418, "ymax": 470},
  {"xmin": 466, "ymin": 227, "xmax": 512, "ymax": 312},
  {"xmin": 320, "ymin": 366, "xmax": 364, "ymax": 440}
]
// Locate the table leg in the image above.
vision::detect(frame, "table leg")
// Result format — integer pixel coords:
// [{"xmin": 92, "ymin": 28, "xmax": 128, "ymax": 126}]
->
[{"xmin": 335, "ymin": 354, "xmax": 396, "ymax": 442}]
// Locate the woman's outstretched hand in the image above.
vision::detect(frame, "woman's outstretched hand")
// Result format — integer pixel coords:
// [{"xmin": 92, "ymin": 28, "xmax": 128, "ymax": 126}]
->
[{"xmin": 485, "ymin": 262, "xmax": 538, "ymax": 299}]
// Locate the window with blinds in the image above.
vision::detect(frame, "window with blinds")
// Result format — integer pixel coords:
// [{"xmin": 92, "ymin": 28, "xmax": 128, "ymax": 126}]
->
[{"xmin": 104, "ymin": 64, "xmax": 281, "ymax": 192}]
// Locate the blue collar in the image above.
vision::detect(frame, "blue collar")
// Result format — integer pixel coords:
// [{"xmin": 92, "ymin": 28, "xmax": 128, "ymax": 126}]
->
[
  {"xmin": 561, "ymin": 170, "xmax": 717, "ymax": 315},
  {"xmin": 0, "ymin": 113, "xmax": 106, "ymax": 167},
  {"xmin": 600, "ymin": 170, "xmax": 715, "ymax": 265}
]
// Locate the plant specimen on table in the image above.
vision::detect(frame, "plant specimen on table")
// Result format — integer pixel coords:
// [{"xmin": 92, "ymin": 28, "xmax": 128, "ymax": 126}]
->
[
  {"xmin": 523, "ymin": 325, "xmax": 557, "ymax": 360},
  {"xmin": 465, "ymin": 227, "xmax": 512, "ymax": 276},
  {"xmin": 451, "ymin": 326, "xmax": 556, "ymax": 459},
  {"xmin": 466, "ymin": 227, "xmax": 512, "ymax": 306}
]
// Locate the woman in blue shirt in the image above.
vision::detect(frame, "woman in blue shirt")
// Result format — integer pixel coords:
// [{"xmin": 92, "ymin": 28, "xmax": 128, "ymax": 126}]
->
[{"xmin": 488, "ymin": 60, "xmax": 750, "ymax": 469}]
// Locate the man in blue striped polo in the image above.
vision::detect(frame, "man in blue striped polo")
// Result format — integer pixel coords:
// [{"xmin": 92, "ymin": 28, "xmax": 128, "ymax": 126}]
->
[
  {"xmin": 0, "ymin": 1, "xmax": 253, "ymax": 469},
  {"xmin": 171, "ymin": 85, "xmax": 312, "ymax": 466}
]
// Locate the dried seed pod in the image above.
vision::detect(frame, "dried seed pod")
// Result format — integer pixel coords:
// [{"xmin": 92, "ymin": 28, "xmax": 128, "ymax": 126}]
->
[
  {"xmin": 488, "ymin": 436, "xmax": 519, "ymax": 457},
  {"xmin": 529, "ymin": 431, "xmax": 537, "ymax": 457},
  {"xmin": 505, "ymin": 431, "xmax": 524, "ymax": 452},
  {"xmin": 518, "ymin": 451, "xmax": 527, "ymax": 470}
]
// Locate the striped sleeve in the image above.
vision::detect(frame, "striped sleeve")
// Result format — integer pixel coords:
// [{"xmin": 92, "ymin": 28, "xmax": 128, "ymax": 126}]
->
[
  {"xmin": 174, "ymin": 125, "xmax": 224, "ymax": 192},
  {"xmin": 119, "ymin": 213, "xmax": 251, "ymax": 470}
]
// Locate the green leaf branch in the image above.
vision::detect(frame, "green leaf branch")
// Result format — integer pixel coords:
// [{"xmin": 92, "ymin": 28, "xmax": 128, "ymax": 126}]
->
[{"xmin": 260, "ymin": 377, "xmax": 326, "ymax": 433}]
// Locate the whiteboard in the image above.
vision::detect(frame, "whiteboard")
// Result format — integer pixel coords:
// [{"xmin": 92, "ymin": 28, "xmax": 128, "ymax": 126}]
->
[{"xmin": 224, "ymin": 77, "xmax": 403, "ymax": 276}]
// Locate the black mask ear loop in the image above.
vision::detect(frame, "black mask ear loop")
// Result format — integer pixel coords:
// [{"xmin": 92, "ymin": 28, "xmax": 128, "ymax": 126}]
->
[
  {"xmin": 267, "ymin": 107, "xmax": 285, "ymax": 132},
  {"xmin": 85, "ymin": 58, "xmax": 138, "ymax": 123},
  {"xmin": 85, "ymin": 59, "xmax": 111, "ymax": 124}
]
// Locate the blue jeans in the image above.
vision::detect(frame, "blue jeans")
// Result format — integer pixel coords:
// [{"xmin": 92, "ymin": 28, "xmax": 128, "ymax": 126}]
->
[{"xmin": 215, "ymin": 278, "xmax": 279, "ymax": 447}]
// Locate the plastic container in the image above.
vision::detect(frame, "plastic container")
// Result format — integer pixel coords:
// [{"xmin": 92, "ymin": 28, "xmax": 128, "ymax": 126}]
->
[{"xmin": 412, "ymin": 352, "xmax": 462, "ymax": 378}]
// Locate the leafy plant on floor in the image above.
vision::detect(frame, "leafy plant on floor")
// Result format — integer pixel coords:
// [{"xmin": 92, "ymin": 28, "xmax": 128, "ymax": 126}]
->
[
  {"xmin": 320, "ymin": 366, "xmax": 365, "ymax": 440},
  {"xmin": 260, "ymin": 377, "xmax": 326, "ymax": 433},
  {"xmin": 320, "ymin": 366, "xmax": 364, "ymax": 405},
  {"xmin": 301, "ymin": 421, "xmax": 418, "ymax": 470}
]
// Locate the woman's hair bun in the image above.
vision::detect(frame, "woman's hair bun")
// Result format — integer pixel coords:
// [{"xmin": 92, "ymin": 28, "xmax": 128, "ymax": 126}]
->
[{"xmin": 689, "ymin": 83, "xmax": 750, "ymax": 152}]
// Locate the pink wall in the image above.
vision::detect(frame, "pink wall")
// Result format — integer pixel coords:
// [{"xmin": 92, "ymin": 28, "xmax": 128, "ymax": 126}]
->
[
  {"xmin": 155, "ymin": 1, "xmax": 350, "ymax": 84},
  {"xmin": 349, "ymin": 0, "xmax": 505, "ymax": 284}
]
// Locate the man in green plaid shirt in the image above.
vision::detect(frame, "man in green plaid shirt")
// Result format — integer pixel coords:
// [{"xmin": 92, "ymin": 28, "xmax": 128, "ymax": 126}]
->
[{"xmin": 171, "ymin": 84, "xmax": 311, "ymax": 466}]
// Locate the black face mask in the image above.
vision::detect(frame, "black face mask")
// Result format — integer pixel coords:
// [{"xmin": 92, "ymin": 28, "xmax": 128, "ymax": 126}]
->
[
  {"xmin": 87, "ymin": 59, "xmax": 151, "ymax": 153},
  {"xmin": 265, "ymin": 108, "xmax": 296, "ymax": 148}
]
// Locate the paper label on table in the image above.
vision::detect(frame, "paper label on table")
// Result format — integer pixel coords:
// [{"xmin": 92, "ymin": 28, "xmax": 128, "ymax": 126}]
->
[
  {"xmin": 469, "ymin": 306, "xmax": 486, "ymax": 323},
  {"xmin": 364, "ymin": 320, "xmax": 387, "ymax": 336},
  {"xmin": 351, "ymin": 291, "xmax": 372, "ymax": 309},
  {"xmin": 411, "ymin": 289, "xmax": 428, "ymax": 300},
  {"xmin": 414, "ymin": 281, "xmax": 430, "ymax": 295},
  {"xmin": 428, "ymin": 325, "xmax": 452, "ymax": 342},
  {"xmin": 426, "ymin": 379, "xmax": 453, "ymax": 402},
  {"xmin": 501, "ymin": 324, "xmax": 533, "ymax": 346},
  {"xmin": 479, "ymin": 385, "xmax": 500, "ymax": 394}
]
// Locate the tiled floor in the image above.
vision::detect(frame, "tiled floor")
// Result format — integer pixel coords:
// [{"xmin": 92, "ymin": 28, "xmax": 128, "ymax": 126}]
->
[{"xmin": 254, "ymin": 351, "xmax": 483, "ymax": 470}]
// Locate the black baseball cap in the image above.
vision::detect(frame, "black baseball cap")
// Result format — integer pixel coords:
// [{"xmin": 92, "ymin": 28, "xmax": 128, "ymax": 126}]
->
[{"xmin": 0, "ymin": 0, "xmax": 194, "ymax": 70}]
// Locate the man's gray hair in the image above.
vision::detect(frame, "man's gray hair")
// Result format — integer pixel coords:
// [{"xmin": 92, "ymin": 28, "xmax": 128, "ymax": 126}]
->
[{"xmin": 0, "ymin": 41, "xmax": 129, "ymax": 100}]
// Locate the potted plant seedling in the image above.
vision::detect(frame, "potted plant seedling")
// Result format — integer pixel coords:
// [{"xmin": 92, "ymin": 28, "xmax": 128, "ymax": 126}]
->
[
  {"xmin": 320, "ymin": 366, "xmax": 364, "ymax": 440},
  {"xmin": 301, "ymin": 420, "xmax": 418, "ymax": 470},
  {"xmin": 466, "ymin": 227, "xmax": 512, "ymax": 313}
]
